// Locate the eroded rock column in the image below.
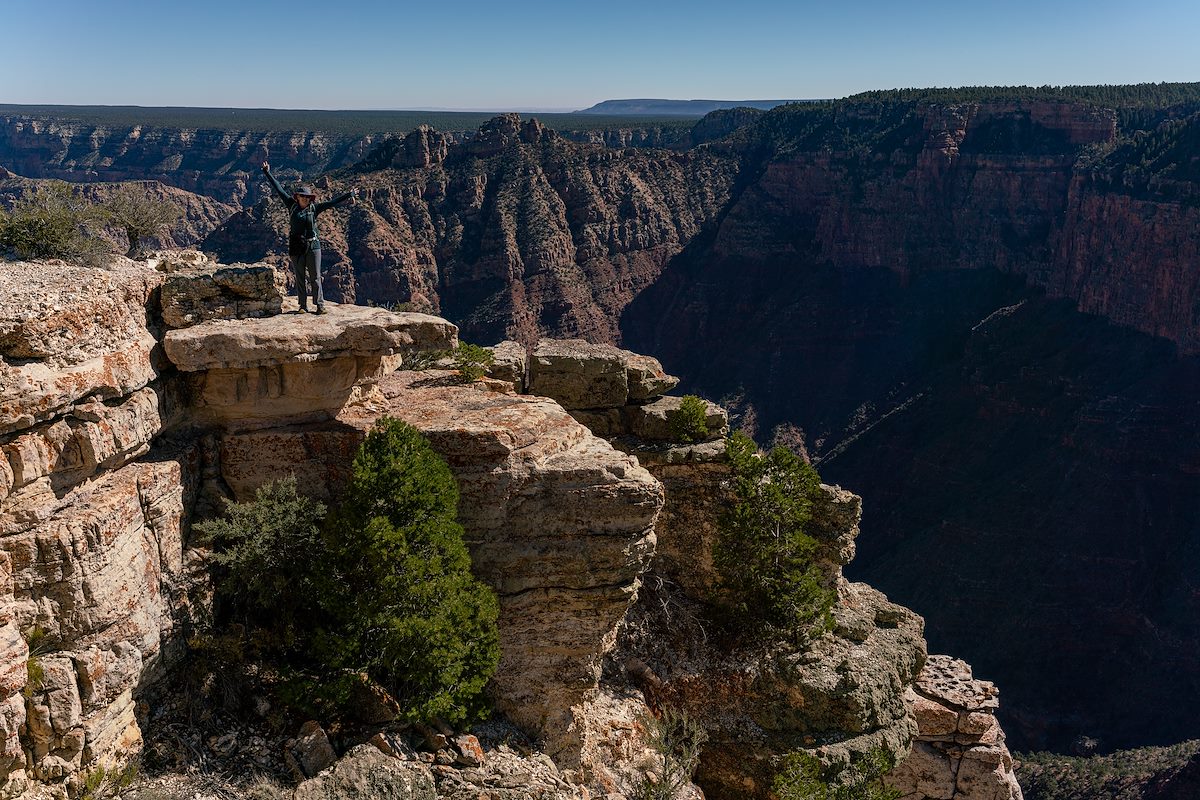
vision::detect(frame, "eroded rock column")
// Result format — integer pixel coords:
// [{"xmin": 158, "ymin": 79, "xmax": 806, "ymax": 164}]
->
[{"xmin": 887, "ymin": 655, "xmax": 1023, "ymax": 800}]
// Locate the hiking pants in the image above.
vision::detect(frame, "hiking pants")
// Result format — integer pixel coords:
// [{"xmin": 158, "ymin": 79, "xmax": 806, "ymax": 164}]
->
[{"xmin": 291, "ymin": 249, "xmax": 324, "ymax": 310}]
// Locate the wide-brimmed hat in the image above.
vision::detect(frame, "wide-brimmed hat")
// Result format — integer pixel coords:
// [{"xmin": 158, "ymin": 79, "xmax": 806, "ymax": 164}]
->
[{"xmin": 294, "ymin": 185, "xmax": 317, "ymax": 197}]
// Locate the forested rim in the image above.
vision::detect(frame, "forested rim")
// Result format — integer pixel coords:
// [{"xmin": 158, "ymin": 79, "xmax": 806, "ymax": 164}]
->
[{"xmin": 0, "ymin": 103, "xmax": 696, "ymax": 136}]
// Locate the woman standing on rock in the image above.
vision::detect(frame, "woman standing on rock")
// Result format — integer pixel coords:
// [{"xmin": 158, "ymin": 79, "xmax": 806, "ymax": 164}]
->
[{"xmin": 262, "ymin": 162, "xmax": 358, "ymax": 314}]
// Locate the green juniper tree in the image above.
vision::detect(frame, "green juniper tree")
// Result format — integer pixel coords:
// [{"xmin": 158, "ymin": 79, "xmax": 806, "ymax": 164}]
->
[
  {"xmin": 712, "ymin": 432, "xmax": 835, "ymax": 643},
  {"xmin": 317, "ymin": 416, "xmax": 500, "ymax": 724}
]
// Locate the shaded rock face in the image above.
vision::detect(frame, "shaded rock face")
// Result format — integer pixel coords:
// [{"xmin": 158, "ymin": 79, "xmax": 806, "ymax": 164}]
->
[
  {"xmin": 823, "ymin": 298, "xmax": 1200, "ymax": 751},
  {"xmin": 214, "ymin": 371, "xmax": 663, "ymax": 766},
  {"xmin": 616, "ymin": 100, "xmax": 1200, "ymax": 752},
  {"xmin": 612, "ymin": 474, "xmax": 927, "ymax": 800},
  {"xmin": 203, "ymin": 119, "xmax": 739, "ymax": 345},
  {"xmin": 888, "ymin": 656, "xmax": 1023, "ymax": 800}
]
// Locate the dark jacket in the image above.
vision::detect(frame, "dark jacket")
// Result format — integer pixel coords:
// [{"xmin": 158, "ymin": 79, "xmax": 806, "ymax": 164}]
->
[{"xmin": 263, "ymin": 166, "xmax": 353, "ymax": 257}]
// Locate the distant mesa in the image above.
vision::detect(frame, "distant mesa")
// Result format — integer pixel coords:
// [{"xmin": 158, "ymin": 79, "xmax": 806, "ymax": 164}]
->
[{"xmin": 575, "ymin": 98, "xmax": 814, "ymax": 116}]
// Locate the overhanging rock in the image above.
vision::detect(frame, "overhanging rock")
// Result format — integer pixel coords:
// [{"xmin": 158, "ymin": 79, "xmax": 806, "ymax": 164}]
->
[{"xmin": 162, "ymin": 303, "xmax": 458, "ymax": 429}]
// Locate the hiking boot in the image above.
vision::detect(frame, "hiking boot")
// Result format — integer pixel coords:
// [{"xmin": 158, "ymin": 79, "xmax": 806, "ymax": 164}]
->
[{"xmin": 315, "ymin": 305, "xmax": 327, "ymax": 315}]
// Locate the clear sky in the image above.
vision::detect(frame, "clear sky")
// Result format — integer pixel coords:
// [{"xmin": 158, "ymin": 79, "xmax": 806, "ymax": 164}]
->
[{"xmin": 5, "ymin": 0, "xmax": 1197, "ymax": 110}]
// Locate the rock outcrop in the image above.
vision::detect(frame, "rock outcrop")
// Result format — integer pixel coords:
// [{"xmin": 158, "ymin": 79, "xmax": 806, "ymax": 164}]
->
[
  {"xmin": 888, "ymin": 656, "xmax": 1023, "ymax": 800},
  {"xmin": 0, "ymin": 254, "xmax": 461, "ymax": 794},
  {"xmin": 0, "ymin": 257, "xmax": 199, "ymax": 793},
  {"xmin": 213, "ymin": 370, "xmax": 663, "ymax": 766},
  {"xmin": 163, "ymin": 301, "xmax": 455, "ymax": 429},
  {"xmin": 1, "ymin": 252, "xmax": 1029, "ymax": 800}
]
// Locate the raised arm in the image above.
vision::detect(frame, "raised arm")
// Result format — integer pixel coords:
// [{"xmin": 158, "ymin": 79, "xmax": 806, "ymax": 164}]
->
[
  {"xmin": 261, "ymin": 162, "xmax": 293, "ymax": 206},
  {"xmin": 315, "ymin": 187, "xmax": 358, "ymax": 214}
]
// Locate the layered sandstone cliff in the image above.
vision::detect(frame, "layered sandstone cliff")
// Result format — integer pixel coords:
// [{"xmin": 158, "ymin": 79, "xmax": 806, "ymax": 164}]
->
[{"xmin": 0, "ymin": 253, "xmax": 1026, "ymax": 800}]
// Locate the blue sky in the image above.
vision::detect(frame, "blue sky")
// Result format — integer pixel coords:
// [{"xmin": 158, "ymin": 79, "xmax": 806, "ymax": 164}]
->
[{"xmin": 6, "ymin": 0, "xmax": 1197, "ymax": 109}]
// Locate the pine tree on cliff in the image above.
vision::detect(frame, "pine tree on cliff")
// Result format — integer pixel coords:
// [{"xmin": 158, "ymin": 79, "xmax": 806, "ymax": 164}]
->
[{"xmin": 317, "ymin": 416, "xmax": 500, "ymax": 724}]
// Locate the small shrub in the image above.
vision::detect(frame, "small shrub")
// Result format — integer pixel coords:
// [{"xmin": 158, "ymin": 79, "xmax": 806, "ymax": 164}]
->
[
  {"xmin": 403, "ymin": 348, "xmax": 449, "ymax": 371},
  {"xmin": 22, "ymin": 626, "xmax": 55, "ymax": 699},
  {"xmin": 0, "ymin": 181, "xmax": 110, "ymax": 264},
  {"xmin": 638, "ymin": 707, "xmax": 708, "ymax": 800},
  {"xmin": 712, "ymin": 432, "xmax": 835, "ymax": 643},
  {"xmin": 451, "ymin": 341, "xmax": 495, "ymax": 381},
  {"xmin": 668, "ymin": 395, "xmax": 710, "ymax": 444},
  {"xmin": 79, "ymin": 762, "xmax": 139, "ymax": 800},
  {"xmin": 774, "ymin": 748, "xmax": 900, "ymax": 800},
  {"xmin": 104, "ymin": 184, "xmax": 180, "ymax": 258},
  {"xmin": 195, "ymin": 477, "xmax": 326, "ymax": 643}
]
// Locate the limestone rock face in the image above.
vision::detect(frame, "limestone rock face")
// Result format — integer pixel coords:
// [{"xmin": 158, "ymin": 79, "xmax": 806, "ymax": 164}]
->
[
  {"xmin": 162, "ymin": 303, "xmax": 457, "ymax": 429},
  {"xmin": 217, "ymin": 371, "xmax": 663, "ymax": 764},
  {"xmin": 0, "ymin": 257, "xmax": 202, "ymax": 791},
  {"xmin": 1, "ymin": 387, "xmax": 170, "ymax": 509},
  {"xmin": 528, "ymin": 339, "xmax": 678, "ymax": 410},
  {"xmin": 887, "ymin": 655, "xmax": 1023, "ymax": 800},
  {"xmin": 0, "ymin": 452, "xmax": 200, "ymax": 782},
  {"xmin": 159, "ymin": 260, "xmax": 282, "ymax": 329},
  {"xmin": 0, "ymin": 259, "xmax": 163, "ymax": 436}
]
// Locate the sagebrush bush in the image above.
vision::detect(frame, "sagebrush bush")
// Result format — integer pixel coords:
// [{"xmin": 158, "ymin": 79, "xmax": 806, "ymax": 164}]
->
[
  {"xmin": 668, "ymin": 395, "xmax": 710, "ymax": 443},
  {"xmin": 104, "ymin": 184, "xmax": 180, "ymax": 258},
  {"xmin": 451, "ymin": 341, "xmax": 495, "ymax": 381},
  {"xmin": 773, "ymin": 748, "xmax": 900, "ymax": 800},
  {"xmin": 712, "ymin": 432, "xmax": 835, "ymax": 642},
  {"xmin": 0, "ymin": 182, "xmax": 109, "ymax": 264},
  {"xmin": 638, "ymin": 707, "xmax": 708, "ymax": 800}
]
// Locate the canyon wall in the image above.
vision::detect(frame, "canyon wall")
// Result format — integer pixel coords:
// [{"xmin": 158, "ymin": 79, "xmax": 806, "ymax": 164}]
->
[
  {"xmin": 204, "ymin": 115, "xmax": 739, "ymax": 346},
  {"xmin": 0, "ymin": 116, "xmax": 381, "ymax": 205},
  {"xmin": 6, "ymin": 97, "xmax": 1199, "ymax": 759},
  {"xmin": 619, "ymin": 100, "xmax": 1200, "ymax": 751}
]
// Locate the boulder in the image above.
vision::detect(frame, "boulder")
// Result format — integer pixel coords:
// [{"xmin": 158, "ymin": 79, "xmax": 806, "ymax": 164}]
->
[
  {"xmin": 485, "ymin": 341, "xmax": 528, "ymax": 393},
  {"xmin": 627, "ymin": 395, "xmax": 728, "ymax": 442},
  {"xmin": 528, "ymin": 340, "xmax": 677, "ymax": 410},
  {"xmin": 159, "ymin": 260, "xmax": 282, "ymax": 329},
  {"xmin": 286, "ymin": 721, "xmax": 338, "ymax": 779},
  {"xmin": 293, "ymin": 745, "xmax": 436, "ymax": 800}
]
